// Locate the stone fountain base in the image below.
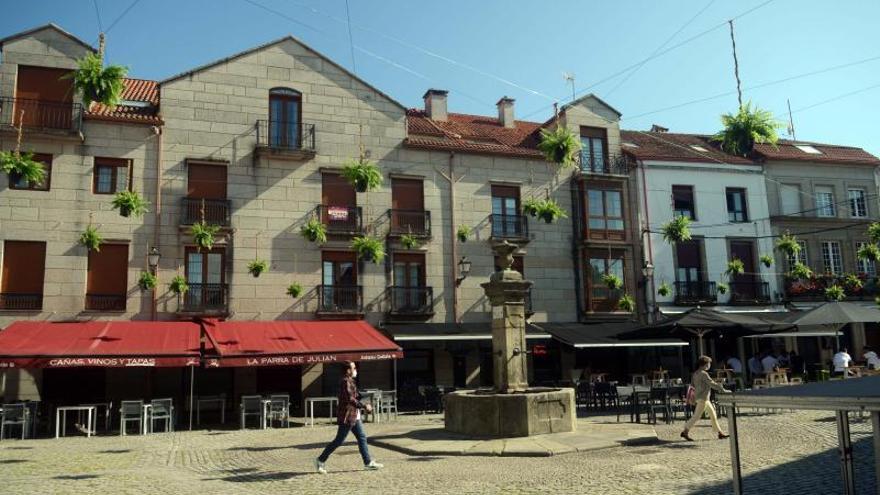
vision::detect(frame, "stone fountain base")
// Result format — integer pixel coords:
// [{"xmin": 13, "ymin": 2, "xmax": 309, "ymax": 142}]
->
[{"xmin": 444, "ymin": 388, "xmax": 576, "ymax": 438}]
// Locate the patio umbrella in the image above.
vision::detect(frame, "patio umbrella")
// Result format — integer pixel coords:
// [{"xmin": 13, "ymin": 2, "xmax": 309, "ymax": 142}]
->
[
  {"xmin": 617, "ymin": 307, "xmax": 793, "ymax": 355},
  {"xmin": 785, "ymin": 301, "xmax": 880, "ymax": 350}
]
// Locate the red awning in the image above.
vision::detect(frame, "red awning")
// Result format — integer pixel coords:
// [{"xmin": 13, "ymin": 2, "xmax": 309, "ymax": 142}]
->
[
  {"xmin": 0, "ymin": 321, "xmax": 202, "ymax": 368},
  {"xmin": 202, "ymin": 320, "xmax": 403, "ymax": 367}
]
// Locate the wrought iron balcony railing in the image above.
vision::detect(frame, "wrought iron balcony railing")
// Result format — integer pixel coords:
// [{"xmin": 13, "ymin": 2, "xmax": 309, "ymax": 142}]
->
[
  {"xmin": 181, "ymin": 198, "xmax": 231, "ymax": 226},
  {"xmin": 578, "ymin": 153, "xmax": 631, "ymax": 176},
  {"xmin": 388, "ymin": 286, "xmax": 434, "ymax": 314},
  {"xmin": 256, "ymin": 120, "xmax": 316, "ymax": 152},
  {"xmin": 729, "ymin": 281, "xmax": 772, "ymax": 305},
  {"xmin": 0, "ymin": 293, "xmax": 42, "ymax": 311},
  {"xmin": 388, "ymin": 209, "xmax": 431, "ymax": 237},
  {"xmin": 178, "ymin": 283, "xmax": 229, "ymax": 313},
  {"xmin": 317, "ymin": 205, "xmax": 363, "ymax": 234},
  {"xmin": 85, "ymin": 294, "xmax": 126, "ymax": 311},
  {"xmin": 673, "ymin": 281, "xmax": 718, "ymax": 305},
  {"xmin": 317, "ymin": 285, "xmax": 363, "ymax": 314},
  {"xmin": 0, "ymin": 97, "xmax": 82, "ymax": 132},
  {"xmin": 490, "ymin": 214, "xmax": 529, "ymax": 240}
]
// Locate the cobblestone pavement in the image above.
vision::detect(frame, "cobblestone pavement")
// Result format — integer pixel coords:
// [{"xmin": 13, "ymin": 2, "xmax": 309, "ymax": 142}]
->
[{"xmin": 0, "ymin": 411, "xmax": 875, "ymax": 494}]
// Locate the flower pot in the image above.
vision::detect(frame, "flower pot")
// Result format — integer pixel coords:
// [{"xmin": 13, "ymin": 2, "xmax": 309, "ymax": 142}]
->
[
  {"xmin": 250, "ymin": 270, "xmax": 261, "ymax": 278},
  {"xmin": 119, "ymin": 205, "xmax": 132, "ymax": 218},
  {"xmin": 307, "ymin": 232, "xmax": 318, "ymax": 242},
  {"xmin": 541, "ymin": 212, "xmax": 555, "ymax": 224},
  {"xmin": 457, "ymin": 235, "xmax": 467, "ymax": 243},
  {"xmin": 355, "ymin": 180, "xmax": 368, "ymax": 193}
]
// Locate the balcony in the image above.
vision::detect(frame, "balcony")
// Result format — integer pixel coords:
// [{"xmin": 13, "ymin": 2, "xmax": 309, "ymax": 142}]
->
[
  {"xmin": 255, "ymin": 120, "xmax": 316, "ymax": 160},
  {"xmin": 388, "ymin": 209, "xmax": 431, "ymax": 237},
  {"xmin": 317, "ymin": 285, "xmax": 363, "ymax": 318},
  {"xmin": 318, "ymin": 205, "xmax": 363, "ymax": 235},
  {"xmin": 180, "ymin": 198, "xmax": 231, "ymax": 226},
  {"xmin": 388, "ymin": 286, "xmax": 434, "ymax": 317},
  {"xmin": 784, "ymin": 274, "xmax": 880, "ymax": 301},
  {"xmin": 578, "ymin": 153, "xmax": 631, "ymax": 176},
  {"xmin": 178, "ymin": 283, "xmax": 229, "ymax": 315},
  {"xmin": 729, "ymin": 281, "xmax": 772, "ymax": 305},
  {"xmin": 674, "ymin": 281, "xmax": 718, "ymax": 306},
  {"xmin": 490, "ymin": 214, "xmax": 529, "ymax": 241},
  {"xmin": 0, "ymin": 97, "xmax": 82, "ymax": 135},
  {"xmin": 85, "ymin": 294, "xmax": 126, "ymax": 311},
  {"xmin": 0, "ymin": 293, "xmax": 42, "ymax": 311}
]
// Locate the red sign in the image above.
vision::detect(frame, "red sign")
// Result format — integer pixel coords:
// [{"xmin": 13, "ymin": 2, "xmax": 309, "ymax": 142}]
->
[
  {"xmin": 532, "ymin": 345, "xmax": 548, "ymax": 357},
  {"xmin": 0, "ymin": 356, "xmax": 199, "ymax": 368},
  {"xmin": 204, "ymin": 350, "xmax": 404, "ymax": 368}
]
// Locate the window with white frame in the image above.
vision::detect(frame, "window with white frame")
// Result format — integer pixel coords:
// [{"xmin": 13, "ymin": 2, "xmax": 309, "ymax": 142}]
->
[
  {"xmin": 815, "ymin": 186, "xmax": 836, "ymax": 217},
  {"xmin": 821, "ymin": 241, "xmax": 843, "ymax": 274},
  {"xmin": 848, "ymin": 189, "xmax": 867, "ymax": 218},
  {"xmin": 787, "ymin": 240, "xmax": 808, "ymax": 268},
  {"xmin": 856, "ymin": 242, "xmax": 877, "ymax": 276}
]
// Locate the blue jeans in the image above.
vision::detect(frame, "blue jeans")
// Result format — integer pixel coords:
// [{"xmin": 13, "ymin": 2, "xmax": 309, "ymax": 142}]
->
[{"xmin": 318, "ymin": 420, "xmax": 371, "ymax": 465}]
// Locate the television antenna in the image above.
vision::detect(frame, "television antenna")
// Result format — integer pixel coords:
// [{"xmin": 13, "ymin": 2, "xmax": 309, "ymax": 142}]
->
[{"xmin": 562, "ymin": 72, "xmax": 576, "ymax": 102}]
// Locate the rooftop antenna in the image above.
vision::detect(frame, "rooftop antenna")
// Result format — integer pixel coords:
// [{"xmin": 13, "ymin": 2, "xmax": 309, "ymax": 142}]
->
[
  {"xmin": 786, "ymin": 98, "xmax": 796, "ymax": 140},
  {"xmin": 562, "ymin": 72, "xmax": 576, "ymax": 102}
]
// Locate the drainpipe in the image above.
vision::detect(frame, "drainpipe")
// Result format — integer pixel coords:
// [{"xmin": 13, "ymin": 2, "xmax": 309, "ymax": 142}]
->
[
  {"xmin": 638, "ymin": 159, "xmax": 656, "ymax": 323},
  {"xmin": 448, "ymin": 152, "xmax": 459, "ymax": 323},
  {"xmin": 151, "ymin": 125, "xmax": 163, "ymax": 321},
  {"xmin": 569, "ymin": 178, "xmax": 584, "ymax": 320}
]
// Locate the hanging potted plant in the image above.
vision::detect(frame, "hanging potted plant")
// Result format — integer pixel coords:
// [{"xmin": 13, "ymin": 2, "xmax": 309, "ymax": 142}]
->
[
  {"xmin": 759, "ymin": 254, "xmax": 774, "ymax": 268},
  {"xmin": 825, "ymin": 284, "xmax": 845, "ymax": 302},
  {"xmin": 111, "ymin": 190, "xmax": 149, "ymax": 218},
  {"xmin": 352, "ymin": 235, "xmax": 385, "ymax": 264},
  {"xmin": 657, "ymin": 281, "xmax": 671, "ymax": 297},
  {"xmin": 400, "ymin": 233, "xmax": 420, "ymax": 250},
  {"xmin": 534, "ymin": 198, "xmax": 568, "ymax": 224},
  {"xmin": 169, "ymin": 275, "xmax": 188, "ymax": 295},
  {"xmin": 717, "ymin": 283, "xmax": 729, "ymax": 295},
  {"xmin": 300, "ymin": 215, "xmax": 327, "ymax": 244},
  {"xmin": 725, "ymin": 258, "xmax": 745, "ymax": 276},
  {"xmin": 522, "ymin": 198, "xmax": 541, "ymax": 217},
  {"xmin": 79, "ymin": 225, "xmax": 103, "ymax": 252},
  {"xmin": 602, "ymin": 273, "xmax": 623, "ymax": 290},
  {"xmin": 138, "ymin": 271, "xmax": 157, "ymax": 291},
  {"xmin": 711, "ymin": 101, "xmax": 781, "ymax": 157},
  {"xmin": 858, "ymin": 243, "xmax": 880, "ymax": 262},
  {"xmin": 660, "ymin": 215, "xmax": 692, "ymax": 244},
  {"xmin": 775, "ymin": 232, "xmax": 801, "ymax": 258},
  {"xmin": 247, "ymin": 259, "xmax": 268, "ymax": 278},
  {"xmin": 457, "ymin": 225, "xmax": 471, "ymax": 243},
  {"xmin": 65, "ymin": 48, "xmax": 127, "ymax": 109},
  {"xmin": 844, "ymin": 274, "xmax": 863, "ymax": 291},
  {"xmin": 617, "ymin": 294, "xmax": 635, "ymax": 312},
  {"xmin": 341, "ymin": 157, "xmax": 383, "ymax": 193},
  {"xmin": 789, "ymin": 262, "xmax": 814, "ymax": 280},
  {"xmin": 286, "ymin": 282, "xmax": 303, "ymax": 298},
  {"xmin": 191, "ymin": 221, "xmax": 220, "ymax": 252},
  {"xmin": 868, "ymin": 223, "xmax": 880, "ymax": 244},
  {"xmin": 0, "ymin": 150, "xmax": 46, "ymax": 186},
  {"xmin": 537, "ymin": 125, "xmax": 581, "ymax": 167}
]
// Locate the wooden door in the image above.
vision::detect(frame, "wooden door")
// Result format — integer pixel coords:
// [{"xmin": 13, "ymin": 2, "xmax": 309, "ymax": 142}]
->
[{"xmin": 14, "ymin": 66, "xmax": 73, "ymax": 128}]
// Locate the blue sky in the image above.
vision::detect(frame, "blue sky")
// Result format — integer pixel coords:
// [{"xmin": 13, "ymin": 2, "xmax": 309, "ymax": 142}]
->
[{"xmin": 3, "ymin": 0, "xmax": 879, "ymax": 154}]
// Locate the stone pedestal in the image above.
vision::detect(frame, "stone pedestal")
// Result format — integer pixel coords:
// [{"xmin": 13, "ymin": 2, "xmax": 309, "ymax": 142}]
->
[{"xmin": 444, "ymin": 388, "xmax": 576, "ymax": 437}]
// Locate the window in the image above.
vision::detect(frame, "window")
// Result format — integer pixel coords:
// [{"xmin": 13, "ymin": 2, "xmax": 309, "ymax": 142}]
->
[
  {"xmin": 14, "ymin": 65, "xmax": 74, "ymax": 129},
  {"xmin": 392, "ymin": 253, "xmax": 428, "ymax": 312},
  {"xmin": 184, "ymin": 247, "xmax": 227, "ymax": 312},
  {"xmin": 491, "ymin": 185, "xmax": 523, "ymax": 238},
  {"xmin": 321, "ymin": 251, "xmax": 359, "ymax": 312},
  {"xmin": 586, "ymin": 252, "xmax": 625, "ymax": 312},
  {"xmin": 856, "ymin": 242, "xmax": 877, "ymax": 276},
  {"xmin": 675, "ymin": 240, "xmax": 702, "ymax": 283},
  {"xmin": 780, "ymin": 184, "xmax": 802, "ymax": 216},
  {"xmin": 848, "ymin": 189, "xmax": 867, "ymax": 218},
  {"xmin": 821, "ymin": 241, "xmax": 843, "ymax": 274},
  {"xmin": 795, "ymin": 144, "xmax": 822, "ymax": 155},
  {"xmin": 0, "ymin": 241, "xmax": 46, "ymax": 310},
  {"xmin": 815, "ymin": 186, "xmax": 836, "ymax": 217},
  {"xmin": 185, "ymin": 162, "xmax": 228, "ymax": 225},
  {"xmin": 86, "ymin": 244, "xmax": 128, "ymax": 311},
  {"xmin": 726, "ymin": 188, "xmax": 748, "ymax": 223},
  {"xmin": 390, "ymin": 178, "xmax": 426, "ymax": 235},
  {"xmin": 321, "ymin": 172, "xmax": 359, "ymax": 232},
  {"xmin": 586, "ymin": 188, "xmax": 624, "ymax": 236},
  {"xmin": 672, "ymin": 185, "xmax": 696, "ymax": 220},
  {"xmin": 93, "ymin": 157, "xmax": 130, "ymax": 194},
  {"xmin": 787, "ymin": 241, "xmax": 808, "ymax": 268},
  {"xmin": 579, "ymin": 127, "xmax": 607, "ymax": 173},
  {"xmin": 9, "ymin": 153, "xmax": 51, "ymax": 191},
  {"xmin": 268, "ymin": 88, "xmax": 302, "ymax": 149},
  {"xmin": 689, "ymin": 145, "xmax": 709, "ymax": 153}
]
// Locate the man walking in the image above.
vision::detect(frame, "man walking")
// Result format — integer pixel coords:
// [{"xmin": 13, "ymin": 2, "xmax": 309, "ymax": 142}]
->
[{"xmin": 315, "ymin": 361, "xmax": 383, "ymax": 474}]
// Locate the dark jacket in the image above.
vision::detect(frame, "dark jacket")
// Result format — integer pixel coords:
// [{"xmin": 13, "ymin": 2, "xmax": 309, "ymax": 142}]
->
[{"xmin": 336, "ymin": 375, "xmax": 364, "ymax": 426}]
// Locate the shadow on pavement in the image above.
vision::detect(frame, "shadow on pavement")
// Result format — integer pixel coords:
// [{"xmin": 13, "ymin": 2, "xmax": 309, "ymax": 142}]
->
[
  {"xmin": 54, "ymin": 474, "xmax": 100, "ymax": 480},
  {"xmin": 0, "ymin": 459, "xmax": 29, "ymax": 464},
  {"xmin": 98, "ymin": 449, "xmax": 131, "ymax": 454}
]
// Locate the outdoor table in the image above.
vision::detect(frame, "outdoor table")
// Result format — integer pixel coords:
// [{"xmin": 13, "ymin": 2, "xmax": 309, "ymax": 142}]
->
[
  {"xmin": 629, "ymin": 373, "xmax": 648, "ymax": 386},
  {"xmin": 651, "ymin": 368, "xmax": 670, "ymax": 381},
  {"xmin": 196, "ymin": 396, "xmax": 226, "ymax": 425},
  {"xmin": 55, "ymin": 406, "xmax": 95, "ymax": 438},
  {"xmin": 363, "ymin": 391, "xmax": 384, "ymax": 423},
  {"xmin": 80, "ymin": 402, "xmax": 112, "ymax": 432},
  {"xmin": 305, "ymin": 396, "xmax": 338, "ymax": 427},
  {"xmin": 628, "ymin": 387, "xmax": 651, "ymax": 423}
]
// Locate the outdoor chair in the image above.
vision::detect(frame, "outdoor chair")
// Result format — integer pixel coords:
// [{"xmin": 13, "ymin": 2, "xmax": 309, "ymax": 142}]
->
[
  {"xmin": 361, "ymin": 390, "xmax": 379, "ymax": 422},
  {"xmin": 667, "ymin": 386, "xmax": 690, "ymax": 422},
  {"xmin": 592, "ymin": 382, "xmax": 621, "ymax": 419},
  {"xmin": 119, "ymin": 400, "xmax": 144, "ymax": 436},
  {"xmin": 266, "ymin": 394, "xmax": 290, "ymax": 428},
  {"xmin": 149, "ymin": 398, "xmax": 174, "ymax": 433},
  {"xmin": 790, "ymin": 377, "xmax": 803, "ymax": 385},
  {"xmin": 378, "ymin": 390, "xmax": 398, "ymax": 421},
  {"xmin": 0, "ymin": 404, "xmax": 27, "ymax": 440},
  {"xmin": 646, "ymin": 388, "xmax": 671, "ymax": 425},
  {"xmin": 240, "ymin": 395, "xmax": 264, "ymax": 429},
  {"xmin": 576, "ymin": 382, "xmax": 593, "ymax": 410}
]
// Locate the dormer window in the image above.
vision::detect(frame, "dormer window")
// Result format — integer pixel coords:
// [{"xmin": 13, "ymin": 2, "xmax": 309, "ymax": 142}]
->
[
  {"xmin": 689, "ymin": 145, "xmax": 709, "ymax": 153},
  {"xmin": 795, "ymin": 144, "xmax": 822, "ymax": 155}
]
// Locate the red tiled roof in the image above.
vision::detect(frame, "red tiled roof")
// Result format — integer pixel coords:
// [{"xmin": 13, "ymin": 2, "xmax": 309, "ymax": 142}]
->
[
  {"xmin": 753, "ymin": 141, "xmax": 880, "ymax": 165},
  {"xmin": 405, "ymin": 109, "xmax": 544, "ymax": 159},
  {"xmin": 85, "ymin": 77, "xmax": 162, "ymax": 125}
]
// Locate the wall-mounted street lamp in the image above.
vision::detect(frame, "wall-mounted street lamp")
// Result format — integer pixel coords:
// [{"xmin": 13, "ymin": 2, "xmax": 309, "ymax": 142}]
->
[
  {"xmin": 456, "ymin": 256, "xmax": 472, "ymax": 285},
  {"xmin": 642, "ymin": 262, "xmax": 654, "ymax": 280},
  {"xmin": 147, "ymin": 247, "xmax": 161, "ymax": 272}
]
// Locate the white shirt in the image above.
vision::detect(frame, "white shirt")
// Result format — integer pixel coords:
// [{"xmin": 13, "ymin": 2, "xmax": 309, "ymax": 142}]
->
[
  {"xmin": 833, "ymin": 352, "xmax": 852, "ymax": 372},
  {"xmin": 761, "ymin": 355, "xmax": 779, "ymax": 374},
  {"xmin": 726, "ymin": 357, "xmax": 743, "ymax": 374},
  {"xmin": 863, "ymin": 351, "xmax": 880, "ymax": 369}
]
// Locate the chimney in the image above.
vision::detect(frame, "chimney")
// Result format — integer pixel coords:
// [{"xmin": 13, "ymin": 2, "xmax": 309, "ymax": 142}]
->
[
  {"xmin": 650, "ymin": 124, "xmax": 669, "ymax": 133},
  {"xmin": 423, "ymin": 89, "xmax": 448, "ymax": 121},
  {"xmin": 497, "ymin": 96, "xmax": 515, "ymax": 128}
]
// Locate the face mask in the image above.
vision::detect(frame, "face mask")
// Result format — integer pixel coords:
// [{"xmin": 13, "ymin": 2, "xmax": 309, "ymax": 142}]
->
[{"xmin": 351, "ymin": 369, "xmax": 358, "ymax": 378}]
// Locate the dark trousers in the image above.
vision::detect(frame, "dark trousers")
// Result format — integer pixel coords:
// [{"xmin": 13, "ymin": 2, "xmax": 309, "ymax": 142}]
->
[{"xmin": 318, "ymin": 419, "xmax": 371, "ymax": 465}]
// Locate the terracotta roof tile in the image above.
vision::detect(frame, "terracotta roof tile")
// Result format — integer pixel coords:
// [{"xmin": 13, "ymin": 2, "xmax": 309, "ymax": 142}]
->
[
  {"xmin": 85, "ymin": 78, "xmax": 162, "ymax": 125},
  {"xmin": 753, "ymin": 141, "xmax": 880, "ymax": 165},
  {"xmin": 405, "ymin": 109, "xmax": 543, "ymax": 159}
]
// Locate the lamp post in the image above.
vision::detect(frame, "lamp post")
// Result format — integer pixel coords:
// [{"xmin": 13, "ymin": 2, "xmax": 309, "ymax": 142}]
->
[
  {"xmin": 456, "ymin": 256, "xmax": 472, "ymax": 285},
  {"xmin": 642, "ymin": 262, "xmax": 655, "ymax": 323},
  {"xmin": 148, "ymin": 247, "xmax": 160, "ymax": 321}
]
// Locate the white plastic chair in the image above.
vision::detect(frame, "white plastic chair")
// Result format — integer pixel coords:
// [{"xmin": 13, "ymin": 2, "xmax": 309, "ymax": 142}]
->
[
  {"xmin": 150, "ymin": 398, "xmax": 174, "ymax": 433},
  {"xmin": 266, "ymin": 394, "xmax": 290, "ymax": 428}
]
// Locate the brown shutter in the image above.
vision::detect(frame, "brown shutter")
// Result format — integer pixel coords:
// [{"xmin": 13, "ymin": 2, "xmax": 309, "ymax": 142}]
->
[
  {"xmin": 675, "ymin": 241, "xmax": 701, "ymax": 269},
  {"xmin": 87, "ymin": 244, "xmax": 129, "ymax": 295},
  {"xmin": 322, "ymin": 251, "xmax": 357, "ymax": 263},
  {"xmin": 187, "ymin": 163, "xmax": 227, "ymax": 199},
  {"xmin": 322, "ymin": 172, "xmax": 356, "ymax": 207},
  {"xmin": 391, "ymin": 178, "xmax": 424, "ymax": 210},
  {"xmin": 580, "ymin": 126, "xmax": 607, "ymax": 139},
  {"xmin": 491, "ymin": 185, "xmax": 519, "ymax": 199},
  {"xmin": 15, "ymin": 66, "xmax": 73, "ymax": 103},
  {"xmin": 1, "ymin": 241, "xmax": 46, "ymax": 294}
]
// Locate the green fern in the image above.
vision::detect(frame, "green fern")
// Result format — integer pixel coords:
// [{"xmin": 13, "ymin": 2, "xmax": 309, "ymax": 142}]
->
[
  {"xmin": 712, "ymin": 101, "xmax": 781, "ymax": 157},
  {"xmin": 65, "ymin": 52, "xmax": 128, "ymax": 109},
  {"xmin": 537, "ymin": 125, "xmax": 581, "ymax": 167},
  {"xmin": 0, "ymin": 151, "xmax": 46, "ymax": 185},
  {"xmin": 79, "ymin": 225, "xmax": 103, "ymax": 252}
]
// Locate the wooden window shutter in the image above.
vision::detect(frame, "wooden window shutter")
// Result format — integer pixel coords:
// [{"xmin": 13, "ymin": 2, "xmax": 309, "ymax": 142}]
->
[
  {"xmin": 187, "ymin": 163, "xmax": 227, "ymax": 199},
  {"xmin": 321, "ymin": 172, "xmax": 356, "ymax": 207},
  {"xmin": 391, "ymin": 178, "xmax": 424, "ymax": 210},
  {"xmin": 1, "ymin": 241, "xmax": 47, "ymax": 294},
  {"xmin": 87, "ymin": 244, "xmax": 129, "ymax": 296}
]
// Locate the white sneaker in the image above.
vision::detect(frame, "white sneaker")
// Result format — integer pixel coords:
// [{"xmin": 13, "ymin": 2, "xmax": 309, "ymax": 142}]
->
[
  {"xmin": 364, "ymin": 460, "xmax": 383, "ymax": 470},
  {"xmin": 315, "ymin": 458, "xmax": 327, "ymax": 474}
]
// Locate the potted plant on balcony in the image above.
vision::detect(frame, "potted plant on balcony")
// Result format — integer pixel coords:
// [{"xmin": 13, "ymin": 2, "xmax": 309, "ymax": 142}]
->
[
  {"xmin": 825, "ymin": 284, "xmax": 845, "ymax": 302},
  {"xmin": 725, "ymin": 258, "xmax": 745, "ymax": 276},
  {"xmin": 711, "ymin": 101, "xmax": 781, "ymax": 157},
  {"xmin": 111, "ymin": 190, "xmax": 149, "ymax": 218},
  {"xmin": 858, "ymin": 243, "xmax": 880, "ymax": 263},
  {"xmin": 79, "ymin": 225, "xmax": 103, "ymax": 252},
  {"xmin": 0, "ymin": 151, "xmax": 45, "ymax": 186},
  {"xmin": 352, "ymin": 235, "xmax": 385, "ymax": 264},
  {"xmin": 660, "ymin": 215, "xmax": 692, "ymax": 244},
  {"xmin": 247, "ymin": 259, "xmax": 268, "ymax": 278},
  {"xmin": 789, "ymin": 262, "xmax": 814, "ymax": 280},
  {"xmin": 300, "ymin": 215, "xmax": 328, "ymax": 244},
  {"xmin": 522, "ymin": 198, "xmax": 541, "ymax": 217},
  {"xmin": 138, "ymin": 271, "xmax": 157, "ymax": 291},
  {"xmin": 602, "ymin": 273, "xmax": 623, "ymax": 290},
  {"xmin": 535, "ymin": 198, "xmax": 568, "ymax": 224},
  {"xmin": 65, "ymin": 37, "xmax": 128, "ymax": 109},
  {"xmin": 400, "ymin": 233, "xmax": 420, "ymax": 250},
  {"xmin": 867, "ymin": 222, "xmax": 880, "ymax": 243},
  {"xmin": 617, "ymin": 294, "xmax": 635, "ymax": 312},
  {"xmin": 657, "ymin": 281, "xmax": 671, "ymax": 297},
  {"xmin": 537, "ymin": 125, "xmax": 581, "ymax": 167},
  {"xmin": 844, "ymin": 273, "xmax": 863, "ymax": 291},
  {"xmin": 169, "ymin": 275, "xmax": 188, "ymax": 295},
  {"xmin": 775, "ymin": 232, "xmax": 801, "ymax": 258},
  {"xmin": 191, "ymin": 221, "xmax": 220, "ymax": 252},
  {"xmin": 286, "ymin": 282, "xmax": 303, "ymax": 298},
  {"xmin": 760, "ymin": 254, "xmax": 774, "ymax": 268},
  {"xmin": 457, "ymin": 225, "xmax": 471, "ymax": 243},
  {"xmin": 717, "ymin": 283, "xmax": 729, "ymax": 295},
  {"xmin": 341, "ymin": 157, "xmax": 383, "ymax": 193}
]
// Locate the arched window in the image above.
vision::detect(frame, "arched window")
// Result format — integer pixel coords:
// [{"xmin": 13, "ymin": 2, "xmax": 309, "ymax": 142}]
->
[{"xmin": 269, "ymin": 88, "xmax": 302, "ymax": 149}]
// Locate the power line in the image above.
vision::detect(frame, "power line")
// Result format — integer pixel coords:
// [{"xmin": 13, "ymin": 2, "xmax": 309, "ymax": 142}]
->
[
  {"xmin": 105, "ymin": 0, "xmax": 143, "ymax": 35},
  {"xmin": 92, "ymin": 0, "xmax": 105, "ymax": 34},
  {"xmin": 343, "ymin": 0, "xmax": 357, "ymax": 74},
  {"xmin": 647, "ymin": 220, "xmax": 871, "ymax": 240}
]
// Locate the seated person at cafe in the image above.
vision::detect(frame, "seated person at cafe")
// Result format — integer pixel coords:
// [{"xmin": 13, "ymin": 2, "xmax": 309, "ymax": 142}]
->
[
  {"xmin": 833, "ymin": 347, "xmax": 854, "ymax": 376},
  {"xmin": 788, "ymin": 350, "xmax": 805, "ymax": 376},
  {"xmin": 748, "ymin": 354, "xmax": 763, "ymax": 378},
  {"xmin": 863, "ymin": 346, "xmax": 880, "ymax": 370},
  {"xmin": 760, "ymin": 351, "xmax": 779, "ymax": 375},
  {"xmin": 724, "ymin": 355, "xmax": 743, "ymax": 374}
]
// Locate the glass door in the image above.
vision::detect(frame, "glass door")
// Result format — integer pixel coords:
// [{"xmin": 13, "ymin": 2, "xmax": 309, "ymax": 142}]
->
[
  {"xmin": 322, "ymin": 253, "xmax": 357, "ymax": 311},
  {"xmin": 269, "ymin": 89, "xmax": 301, "ymax": 149},
  {"xmin": 393, "ymin": 254, "xmax": 425, "ymax": 311}
]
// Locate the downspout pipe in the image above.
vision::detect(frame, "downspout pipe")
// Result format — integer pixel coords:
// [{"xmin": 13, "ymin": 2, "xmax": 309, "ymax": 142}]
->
[
  {"xmin": 151, "ymin": 125, "xmax": 163, "ymax": 321},
  {"xmin": 569, "ymin": 177, "xmax": 584, "ymax": 321},
  {"xmin": 638, "ymin": 159, "xmax": 656, "ymax": 323},
  {"xmin": 448, "ymin": 152, "xmax": 459, "ymax": 323}
]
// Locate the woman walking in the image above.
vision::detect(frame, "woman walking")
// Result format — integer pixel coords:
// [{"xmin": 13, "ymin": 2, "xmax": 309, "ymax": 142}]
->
[
  {"xmin": 681, "ymin": 355, "xmax": 730, "ymax": 441},
  {"xmin": 315, "ymin": 361, "xmax": 383, "ymax": 473}
]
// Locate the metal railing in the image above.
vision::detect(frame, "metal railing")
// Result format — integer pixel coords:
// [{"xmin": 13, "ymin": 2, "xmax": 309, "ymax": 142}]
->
[
  {"xmin": 490, "ymin": 214, "xmax": 529, "ymax": 240},
  {"xmin": 181, "ymin": 198, "xmax": 231, "ymax": 226},
  {"xmin": 388, "ymin": 209, "xmax": 431, "ymax": 237},
  {"xmin": 388, "ymin": 286, "xmax": 433, "ymax": 314},
  {"xmin": 0, "ymin": 293, "xmax": 42, "ymax": 310},
  {"xmin": 0, "ymin": 97, "xmax": 82, "ymax": 132},
  {"xmin": 578, "ymin": 153, "xmax": 631, "ymax": 176},
  {"xmin": 784, "ymin": 274, "xmax": 880, "ymax": 301},
  {"xmin": 729, "ymin": 281, "xmax": 772, "ymax": 305},
  {"xmin": 317, "ymin": 285, "xmax": 363, "ymax": 313},
  {"xmin": 256, "ymin": 120, "xmax": 316, "ymax": 152},
  {"xmin": 674, "ymin": 281, "xmax": 718, "ymax": 305},
  {"xmin": 317, "ymin": 205, "xmax": 363, "ymax": 234},
  {"xmin": 179, "ymin": 283, "xmax": 229, "ymax": 313},
  {"xmin": 85, "ymin": 294, "xmax": 126, "ymax": 311}
]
